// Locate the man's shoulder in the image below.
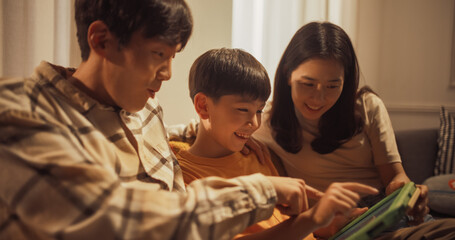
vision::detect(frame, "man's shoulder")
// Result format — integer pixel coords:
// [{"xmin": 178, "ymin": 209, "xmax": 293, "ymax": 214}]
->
[
  {"xmin": 0, "ymin": 76, "xmax": 27, "ymax": 93},
  {"xmin": 0, "ymin": 77, "xmax": 30, "ymax": 112}
]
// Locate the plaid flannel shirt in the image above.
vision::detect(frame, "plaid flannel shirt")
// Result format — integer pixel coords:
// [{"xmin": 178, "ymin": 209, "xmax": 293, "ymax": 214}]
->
[{"xmin": 0, "ymin": 61, "xmax": 276, "ymax": 240}]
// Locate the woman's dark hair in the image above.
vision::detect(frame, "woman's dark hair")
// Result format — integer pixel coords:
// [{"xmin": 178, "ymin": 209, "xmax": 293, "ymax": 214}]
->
[
  {"xmin": 270, "ymin": 21, "xmax": 362, "ymax": 154},
  {"xmin": 75, "ymin": 0, "xmax": 193, "ymax": 61},
  {"xmin": 189, "ymin": 48, "xmax": 271, "ymax": 103}
]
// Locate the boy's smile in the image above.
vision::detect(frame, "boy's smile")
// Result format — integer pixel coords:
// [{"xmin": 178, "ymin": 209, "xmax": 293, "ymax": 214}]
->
[{"xmin": 195, "ymin": 94, "xmax": 265, "ymax": 158}]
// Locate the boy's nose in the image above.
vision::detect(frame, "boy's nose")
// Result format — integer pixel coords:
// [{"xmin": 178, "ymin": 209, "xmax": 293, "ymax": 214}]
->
[{"xmin": 250, "ymin": 115, "xmax": 260, "ymax": 129}]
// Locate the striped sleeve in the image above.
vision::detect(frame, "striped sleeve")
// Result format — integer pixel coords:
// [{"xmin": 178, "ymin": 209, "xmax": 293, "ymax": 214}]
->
[{"xmin": 0, "ymin": 122, "xmax": 276, "ymax": 240}]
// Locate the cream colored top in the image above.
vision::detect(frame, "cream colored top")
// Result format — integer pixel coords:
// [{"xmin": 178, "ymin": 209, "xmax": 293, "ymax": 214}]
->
[{"xmin": 254, "ymin": 93, "xmax": 401, "ymax": 192}]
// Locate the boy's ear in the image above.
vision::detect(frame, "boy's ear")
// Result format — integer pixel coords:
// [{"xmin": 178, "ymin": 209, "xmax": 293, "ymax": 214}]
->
[
  {"xmin": 87, "ymin": 20, "xmax": 112, "ymax": 57},
  {"xmin": 193, "ymin": 93, "xmax": 210, "ymax": 120}
]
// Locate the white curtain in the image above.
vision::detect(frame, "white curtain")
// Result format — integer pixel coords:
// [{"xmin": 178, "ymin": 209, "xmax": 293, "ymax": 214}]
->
[
  {"xmin": 0, "ymin": 0, "xmax": 79, "ymax": 78},
  {"xmin": 232, "ymin": 0, "xmax": 359, "ymax": 83}
]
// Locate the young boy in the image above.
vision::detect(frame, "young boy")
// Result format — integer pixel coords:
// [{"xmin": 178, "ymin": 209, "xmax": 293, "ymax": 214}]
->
[{"xmin": 171, "ymin": 48, "xmax": 379, "ymax": 240}]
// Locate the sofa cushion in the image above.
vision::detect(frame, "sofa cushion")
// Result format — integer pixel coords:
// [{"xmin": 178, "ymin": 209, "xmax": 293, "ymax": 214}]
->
[
  {"xmin": 423, "ymin": 174, "xmax": 455, "ymax": 217},
  {"xmin": 435, "ymin": 107, "xmax": 455, "ymax": 175},
  {"xmin": 395, "ymin": 129, "xmax": 438, "ymax": 184}
]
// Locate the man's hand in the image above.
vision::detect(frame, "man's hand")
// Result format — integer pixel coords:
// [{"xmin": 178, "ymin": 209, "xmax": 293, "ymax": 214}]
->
[{"xmin": 266, "ymin": 176, "xmax": 322, "ymax": 215}]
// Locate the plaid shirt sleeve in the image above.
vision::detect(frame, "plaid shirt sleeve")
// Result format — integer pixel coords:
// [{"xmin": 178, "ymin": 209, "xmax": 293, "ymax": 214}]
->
[
  {"xmin": 0, "ymin": 72, "xmax": 277, "ymax": 239},
  {"xmin": 0, "ymin": 122, "xmax": 276, "ymax": 240}
]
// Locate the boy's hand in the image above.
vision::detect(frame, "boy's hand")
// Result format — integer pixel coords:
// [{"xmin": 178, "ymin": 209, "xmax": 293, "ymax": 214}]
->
[
  {"xmin": 266, "ymin": 176, "xmax": 322, "ymax": 215},
  {"xmin": 313, "ymin": 207, "xmax": 368, "ymax": 239},
  {"xmin": 308, "ymin": 183, "xmax": 378, "ymax": 231},
  {"xmin": 243, "ymin": 137, "xmax": 268, "ymax": 164}
]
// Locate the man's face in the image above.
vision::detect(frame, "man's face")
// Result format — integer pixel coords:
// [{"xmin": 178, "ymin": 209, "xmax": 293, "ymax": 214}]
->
[{"xmin": 104, "ymin": 31, "xmax": 181, "ymax": 112}]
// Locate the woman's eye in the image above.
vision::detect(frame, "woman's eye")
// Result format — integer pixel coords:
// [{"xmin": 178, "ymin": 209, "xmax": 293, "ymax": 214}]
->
[
  {"xmin": 327, "ymin": 85, "xmax": 340, "ymax": 89},
  {"xmin": 302, "ymin": 82, "xmax": 314, "ymax": 87}
]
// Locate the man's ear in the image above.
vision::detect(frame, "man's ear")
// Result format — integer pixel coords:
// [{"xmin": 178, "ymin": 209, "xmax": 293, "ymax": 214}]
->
[
  {"xmin": 193, "ymin": 93, "xmax": 210, "ymax": 120},
  {"xmin": 86, "ymin": 20, "xmax": 112, "ymax": 57}
]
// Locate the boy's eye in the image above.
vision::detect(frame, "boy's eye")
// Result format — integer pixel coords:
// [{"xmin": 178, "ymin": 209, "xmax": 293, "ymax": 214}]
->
[
  {"xmin": 237, "ymin": 108, "xmax": 248, "ymax": 112},
  {"xmin": 256, "ymin": 109, "xmax": 263, "ymax": 114}
]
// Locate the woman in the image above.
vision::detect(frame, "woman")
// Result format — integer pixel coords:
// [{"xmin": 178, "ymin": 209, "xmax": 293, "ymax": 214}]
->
[{"xmin": 253, "ymin": 21, "xmax": 428, "ymax": 224}]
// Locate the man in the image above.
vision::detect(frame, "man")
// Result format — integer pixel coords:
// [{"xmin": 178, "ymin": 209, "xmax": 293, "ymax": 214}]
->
[{"xmin": 0, "ymin": 0, "xmax": 310, "ymax": 239}]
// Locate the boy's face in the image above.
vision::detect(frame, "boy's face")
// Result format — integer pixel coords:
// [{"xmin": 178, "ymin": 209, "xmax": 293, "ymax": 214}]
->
[
  {"xmin": 205, "ymin": 94, "xmax": 265, "ymax": 155},
  {"xmin": 104, "ymin": 30, "xmax": 181, "ymax": 112}
]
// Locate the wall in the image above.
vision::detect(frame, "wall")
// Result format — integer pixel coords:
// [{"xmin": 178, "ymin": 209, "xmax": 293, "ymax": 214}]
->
[
  {"xmin": 164, "ymin": 0, "xmax": 455, "ymax": 130},
  {"xmin": 0, "ymin": 3, "xmax": 3, "ymax": 76},
  {"xmin": 157, "ymin": 0, "xmax": 233, "ymax": 126},
  {"xmin": 1, "ymin": 0, "xmax": 453, "ymax": 130},
  {"xmin": 1, "ymin": 0, "xmax": 78, "ymax": 78},
  {"xmin": 356, "ymin": 0, "xmax": 455, "ymax": 130}
]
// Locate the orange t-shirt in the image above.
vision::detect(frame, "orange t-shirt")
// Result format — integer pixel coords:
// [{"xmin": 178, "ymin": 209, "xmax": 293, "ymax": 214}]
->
[{"xmin": 170, "ymin": 141, "xmax": 315, "ymax": 240}]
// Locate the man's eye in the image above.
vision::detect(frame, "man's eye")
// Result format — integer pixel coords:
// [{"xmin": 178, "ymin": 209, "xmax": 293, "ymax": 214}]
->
[{"xmin": 152, "ymin": 51, "xmax": 164, "ymax": 57}]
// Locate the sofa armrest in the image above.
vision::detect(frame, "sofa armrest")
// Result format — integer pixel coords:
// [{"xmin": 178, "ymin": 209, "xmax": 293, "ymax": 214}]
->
[{"xmin": 395, "ymin": 129, "xmax": 439, "ymax": 184}]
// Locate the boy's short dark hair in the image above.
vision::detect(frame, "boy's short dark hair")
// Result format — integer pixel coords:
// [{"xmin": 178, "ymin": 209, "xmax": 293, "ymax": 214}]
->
[
  {"xmin": 75, "ymin": 0, "xmax": 193, "ymax": 61},
  {"xmin": 189, "ymin": 48, "xmax": 271, "ymax": 103}
]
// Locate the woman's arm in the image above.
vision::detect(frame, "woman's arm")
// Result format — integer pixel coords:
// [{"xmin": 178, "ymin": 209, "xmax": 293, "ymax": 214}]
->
[{"xmin": 377, "ymin": 162, "xmax": 410, "ymax": 195}]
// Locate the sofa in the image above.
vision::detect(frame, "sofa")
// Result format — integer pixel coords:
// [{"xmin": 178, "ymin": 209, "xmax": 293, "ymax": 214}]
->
[
  {"xmin": 395, "ymin": 128, "xmax": 439, "ymax": 185},
  {"xmin": 395, "ymin": 128, "xmax": 453, "ymax": 218}
]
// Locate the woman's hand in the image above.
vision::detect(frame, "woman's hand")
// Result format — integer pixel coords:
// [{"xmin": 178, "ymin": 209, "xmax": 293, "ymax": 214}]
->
[
  {"xmin": 407, "ymin": 184, "xmax": 430, "ymax": 225},
  {"xmin": 386, "ymin": 180, "xmax": 430, "ymax": 225}
]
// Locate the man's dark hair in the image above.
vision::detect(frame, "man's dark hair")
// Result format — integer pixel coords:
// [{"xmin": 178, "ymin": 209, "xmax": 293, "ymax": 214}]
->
[
  {"xmin": 75, "ymin": 0, "xmax": 193, "ymax": 61},
  {"xmin": 189, "ymin": 48, "xmax": 271, "ymax": 103}
]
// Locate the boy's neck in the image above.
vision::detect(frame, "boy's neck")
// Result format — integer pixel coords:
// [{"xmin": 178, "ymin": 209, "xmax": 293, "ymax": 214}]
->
[{"xmin": 188, "ymin": 123, "xmax": 236, "ymax": 158}]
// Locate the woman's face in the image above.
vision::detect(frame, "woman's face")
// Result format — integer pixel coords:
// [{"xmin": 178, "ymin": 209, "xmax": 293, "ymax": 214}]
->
[{"xmin": 289, "ymin": 58, "xmax": 344, "ymax": 121}]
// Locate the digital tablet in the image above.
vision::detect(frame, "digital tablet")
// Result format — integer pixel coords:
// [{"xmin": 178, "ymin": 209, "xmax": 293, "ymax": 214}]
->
[{"xmin": 329, "ymin": 182, "xmax": 419, "ymax": 240}]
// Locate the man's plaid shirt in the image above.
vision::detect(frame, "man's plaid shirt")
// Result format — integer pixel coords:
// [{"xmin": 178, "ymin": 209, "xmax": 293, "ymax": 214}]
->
[{"xmin": 0, "ymin": 61, "xmax": 276, "ymax": 239}]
